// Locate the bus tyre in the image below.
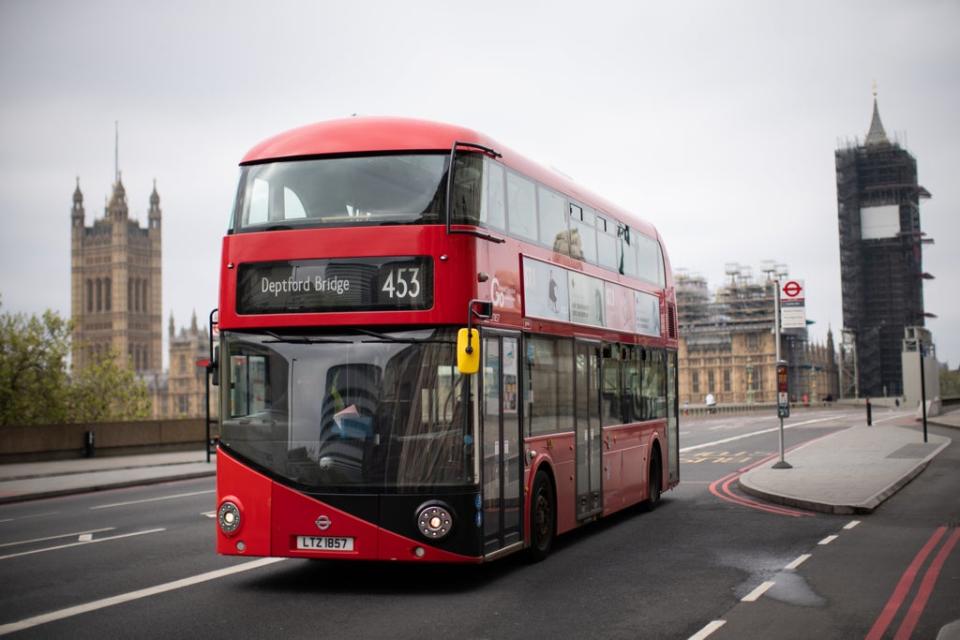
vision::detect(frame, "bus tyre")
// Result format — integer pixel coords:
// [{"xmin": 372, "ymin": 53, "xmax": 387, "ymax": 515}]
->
[
  {"xmin": 645, "ymin": 450, "xmax": 662, "ymax": 511},
  {"xmin": 528, "ymin": 471, "xmax": 555, "ymax": 563}
]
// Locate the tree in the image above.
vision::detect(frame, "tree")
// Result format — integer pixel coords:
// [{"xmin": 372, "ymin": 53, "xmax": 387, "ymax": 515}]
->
[
  {"xmin": 0, "ymin": 301, "xmax": 152, "ymax": 425},
  {"xmin": 939, "ymin": 363, "xmax": 960, "ymax": 397},
  {"xmin": 68, "ymin": 350, "xmax": 152, "ymax": 422},
  {"xmin": 0, "ymin": 301, "xmax": 71, "ymax": 426}
]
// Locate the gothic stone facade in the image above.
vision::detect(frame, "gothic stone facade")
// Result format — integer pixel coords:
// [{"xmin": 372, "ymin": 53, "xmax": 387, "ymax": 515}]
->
[
  {"xmin": 70, "ymin": 177, "xmax": 162, "ymax": 374},
  {"xmin": 166, "ymin": 313, "xmax": 215, "ymax": 419}
]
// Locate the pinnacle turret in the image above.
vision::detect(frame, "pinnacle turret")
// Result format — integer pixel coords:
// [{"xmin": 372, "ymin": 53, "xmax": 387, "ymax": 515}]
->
[
  {"xmin": 107, "ymin": 173, "xmax": 128, "ymax": 220},
  {"xmin": 71, "ymin": 177, "xmax": 85, "ymax": 228},
  {"xmin": 148, "ymin": 179, "xmax": 162, "ymax": 229}
]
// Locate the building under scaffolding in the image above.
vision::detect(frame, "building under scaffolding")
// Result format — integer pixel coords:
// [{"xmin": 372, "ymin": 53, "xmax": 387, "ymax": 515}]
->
[
  {"xmin": 836, "ymin": 94, "xmax": 932, "ymax": 398},
  {"xmin": 676, "ymin": 264, "xmax": 838, "ymax": 405}
]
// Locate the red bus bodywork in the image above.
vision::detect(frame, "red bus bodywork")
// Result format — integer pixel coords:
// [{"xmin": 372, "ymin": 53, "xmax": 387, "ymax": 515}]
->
[{"xmin": 216, "ymin": 117, "xmax": 679, "ymax": 563}]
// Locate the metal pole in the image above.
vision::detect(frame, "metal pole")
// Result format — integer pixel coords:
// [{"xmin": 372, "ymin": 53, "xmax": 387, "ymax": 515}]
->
[
  {"xmin": 773, "ymin": 279, "xmax": 791, "ymax": 469},
  {"xmin": 205, "ymin": 367, "xmax": 211, "ymax": 464},
  {"xmin": 919, "ymin": 340, "xmax": 928, "ymax": 443}
]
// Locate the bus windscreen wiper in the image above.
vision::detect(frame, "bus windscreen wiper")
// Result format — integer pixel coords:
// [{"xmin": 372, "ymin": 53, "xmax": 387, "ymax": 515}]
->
[{"xmin": 263, "ymin": 331, "xmax": 352, "ymax": 344}]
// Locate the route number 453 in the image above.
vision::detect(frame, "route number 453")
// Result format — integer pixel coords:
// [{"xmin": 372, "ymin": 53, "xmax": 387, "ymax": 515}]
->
[{"xmin": 381, "ymin": 268, "xmax": 421, "ymax": 299}]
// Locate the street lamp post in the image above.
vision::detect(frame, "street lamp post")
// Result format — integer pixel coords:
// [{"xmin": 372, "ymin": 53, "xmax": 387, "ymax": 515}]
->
[
  {"xmin": 773, "ymin": 277, "xmax": 792, "ymax": 470},
  {"xmin": 919, "ymin": 338, "xmax": 928, "ymax": 443}
]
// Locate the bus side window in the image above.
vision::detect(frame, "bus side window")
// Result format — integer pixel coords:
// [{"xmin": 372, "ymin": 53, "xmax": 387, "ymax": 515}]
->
[
  {"xmin": 618, "ymin": 225, "xmax": 639, "ymax": 277},
  {"xmin": 537, "ymin": 186, "xmax": 568, "ymax": 253},
  {"xmin": 571, "ymin": 205, "xmax": 598, "ymax": 264},
  {"xmin": 636, "ymin": 233, "xmax": 661, "ymax": 285},
  {"xmin": 622, "ymin": 345, "xmax": 639, "ymax": 422},
  {"xmin": 596, "ymin": 215, "xmax": 617, "ymax": 271},
  {"xmin": 481, "ymin": 159, "xmax": 507, "ymax": 231},
  {"xmin": 506, "ymin": 172, "xmax": 538, "ymax": 242},
  {"xmin": 657, "ymin": 241, "xmax": 667, "ymax": 287},
  {"xmin": 525, "ymin": 335, "xmax": 574, "ymax": 436},
  {"xmin": 601, "ymin": 343, "xmax": 620, "ymax": 425}
]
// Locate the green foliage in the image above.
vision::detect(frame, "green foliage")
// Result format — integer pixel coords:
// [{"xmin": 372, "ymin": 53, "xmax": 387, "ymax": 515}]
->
[
  {"xmin": 940, "ymin": 364, "xmax": 960, "ymax": 397},
  {"xmin": 0, "ymin": 301, "xmax": 152, "ymax": 425},
  {"xmin": 0, "ymin": 302, "xmax": 71, "ymax": 425},
  {"xmin": 68, "ymin": 350, "xmax": 152, "ymax": 422}
]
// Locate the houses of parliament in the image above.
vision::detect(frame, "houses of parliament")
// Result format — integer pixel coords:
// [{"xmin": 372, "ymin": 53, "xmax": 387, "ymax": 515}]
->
[{"xmin": 70, "ymin": 174, "xmax": 210, "ymax": 419}]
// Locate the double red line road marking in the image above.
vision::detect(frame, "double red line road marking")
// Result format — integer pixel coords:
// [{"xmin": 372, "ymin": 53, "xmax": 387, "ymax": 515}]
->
[
  {"xmin": 707, "ymin": 433, "xmax": 840, "ymax": 518},
  {"xmin": 708, "ymin": 453, "xmax": 813, "ymax": 518},
  {"xmin": 866, "ymin": 525, "xmax": 960, "ymax": 640}
]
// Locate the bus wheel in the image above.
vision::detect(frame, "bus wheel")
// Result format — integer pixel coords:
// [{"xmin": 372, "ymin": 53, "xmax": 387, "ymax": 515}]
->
[
  {"xmin": 646, "ymin": 450, "xmax": 662, "ymax": 511},
  {"xmin": 528, "ymin": 471, "xmax": 555, "ymax": 562}
]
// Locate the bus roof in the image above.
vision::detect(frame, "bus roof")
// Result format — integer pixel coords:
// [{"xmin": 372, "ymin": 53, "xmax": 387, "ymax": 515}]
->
[{"xmin": 241, "ymin": 116, "xmax": 661, "ymax": 242}]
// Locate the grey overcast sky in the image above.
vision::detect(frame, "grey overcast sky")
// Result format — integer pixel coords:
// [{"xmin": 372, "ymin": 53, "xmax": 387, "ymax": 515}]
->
[{"xmin": 1, "ymin": 0, "xmax": 958, "ymax": 367}]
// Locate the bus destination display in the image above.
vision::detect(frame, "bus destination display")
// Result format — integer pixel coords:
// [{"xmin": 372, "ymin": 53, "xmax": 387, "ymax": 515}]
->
[{"xmin": 237, "ymin": 257, "xmax": 432, "ymax": 314}]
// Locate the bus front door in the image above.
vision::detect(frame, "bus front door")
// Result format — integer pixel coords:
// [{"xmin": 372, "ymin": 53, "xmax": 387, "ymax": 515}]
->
[
  {"xmin": 481, "ymin": 333, "xmax": 522, "ymax": 556},
  {"xmin": 575, "ymin": 340, "xmax": 603, "ymax": 520}
]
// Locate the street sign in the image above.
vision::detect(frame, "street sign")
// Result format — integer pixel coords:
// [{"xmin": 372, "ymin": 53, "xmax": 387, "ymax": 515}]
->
[
  {"xmin": 782, "ymin": 280, "xmax": 803, "ymax": 300},
  {"xmin": 777, "ymin": 362, "xmax": 790, "ymax": 418},
  {"xmin": 780, "ymin": 279, "xmax": 806, "ymax": 330}
]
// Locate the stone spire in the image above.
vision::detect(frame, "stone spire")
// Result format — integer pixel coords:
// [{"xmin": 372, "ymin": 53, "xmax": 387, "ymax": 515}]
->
[
  {"xmin": 148, "ymin": 179, "xmax": 162, "ymax": 229},
  {"xmin": 865, "ymin": 90, "xmax": 890, "ymax": 147},
  {"xmin": 71, "ymin": 177, "xmax": 85, "ymax": 226},
  {"xmin": 169, "ymin": 312, "xmax": 175, "ymax": 339}
]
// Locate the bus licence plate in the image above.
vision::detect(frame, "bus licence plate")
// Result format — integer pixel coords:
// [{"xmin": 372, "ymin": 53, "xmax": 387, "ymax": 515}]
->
[{"xmin": 296, "ymin": 536, "xmax": 354, "ymax": 551}]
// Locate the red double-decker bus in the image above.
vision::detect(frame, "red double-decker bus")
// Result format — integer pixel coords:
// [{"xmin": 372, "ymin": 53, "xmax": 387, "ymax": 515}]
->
[{"xmin": 213, "ymin": 117, "xmax": 679, "ymax": 563}]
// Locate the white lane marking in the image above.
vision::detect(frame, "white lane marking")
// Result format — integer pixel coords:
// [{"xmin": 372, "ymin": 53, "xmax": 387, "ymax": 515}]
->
[
  {"xmin": 0, "ymin": 557, "xmax": 286, "ymax": 636},
  {"xmin": 0, "ymin": 511, "xmax": 60, "ymax": 524},
  {"xmin": 844, "ymin": 520, "xmax": 861, "ymax": 530},
  {"xmin": 819, "ymin": 535, "xmax": 839, "ymax": 546},
  {"xmin": 741, "ymin": 581, "xmax": 775, "ymax": 602},
  {"xmin": 202, "ymin": 511, "xmax": 216, "ymax": 519},
  {"xmin": 873, "ymin": 412, "xmax": 914, "ymax": 425},
  {"xmin": 784, "ymin": 554, "xmax": 811, "ymax": 570},
  {"xmin": 90, "ymin": 489, "xmax": 215, "ymax": 510},
  {"xmin": 0, "ymin": 527, "xmax": 115, "ymax": 549},
  {"xmin": 679, "ymin": 415, "xmax": 844, "ymax": 453},
  {"xmin": 0, "ymin": 529, "xmax": 165, "ymax": 561},
  {"xmin": 688, "ymin": 620, "xmax": 726, "ymax": 640}
]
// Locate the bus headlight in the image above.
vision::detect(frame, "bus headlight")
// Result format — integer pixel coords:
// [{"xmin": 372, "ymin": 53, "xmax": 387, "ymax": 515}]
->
[
  {"xmin": 416, "ymin": 504, "xmax": 453, "ymax": 540},
  {"xmin": 218, "ymin": 501, "xmax": 241, "ymax": 535}
]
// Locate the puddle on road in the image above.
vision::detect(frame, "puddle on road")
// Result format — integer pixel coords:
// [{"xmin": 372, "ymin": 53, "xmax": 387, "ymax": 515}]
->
[
  {"xmin": 718, "ymin": 551, "xmax": 827, "ymax": 608},
  {"xmin": 766, "ymin": 572, "xmax": 826, "ymax": 607}
]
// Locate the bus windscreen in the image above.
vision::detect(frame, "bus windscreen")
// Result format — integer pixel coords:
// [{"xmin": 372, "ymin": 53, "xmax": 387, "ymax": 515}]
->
[
  {"xmin": 220, "ymin": 328, "xmax": 475, "ymax": 489},
  {"xmin": 232, "ymin": 154, "xmax": 451, "ymax": 232}
]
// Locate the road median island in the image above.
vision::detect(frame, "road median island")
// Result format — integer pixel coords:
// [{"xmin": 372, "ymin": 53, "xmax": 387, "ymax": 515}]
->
[{"xmin": 738, "ymin": 424, "xmax": 951, "ymax": 515}]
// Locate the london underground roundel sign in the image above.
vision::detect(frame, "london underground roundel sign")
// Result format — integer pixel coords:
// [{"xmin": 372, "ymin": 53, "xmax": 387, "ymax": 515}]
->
[{"xmin": 782, "ymin": 280, "xmax": 803, "ymax": 300}]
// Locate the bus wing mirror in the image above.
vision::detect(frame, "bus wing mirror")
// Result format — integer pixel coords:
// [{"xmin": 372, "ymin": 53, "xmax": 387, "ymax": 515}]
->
[
  {"xmin": 211, "ymin": 344, "xmax": 220, "ymax": 386},
  {"xmin": 457, "ymin": 328, "xmax": 480, "ymax": 375},
  {"xmin": 472, "ymin": 301, "xmax": 493, "ymax": 318}
]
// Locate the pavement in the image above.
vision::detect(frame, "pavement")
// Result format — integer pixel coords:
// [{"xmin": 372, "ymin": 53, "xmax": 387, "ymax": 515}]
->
[
  {"xmin": 0, "ymin": 450, "xmax": 216, "ymax": 505},
  {"xmin": 0, "ymin": 408, "xmax": 957, "ymax": 510}
]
